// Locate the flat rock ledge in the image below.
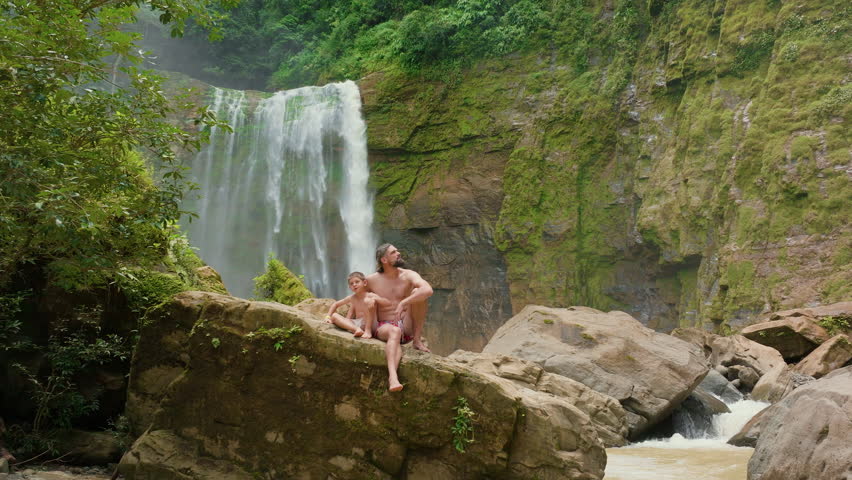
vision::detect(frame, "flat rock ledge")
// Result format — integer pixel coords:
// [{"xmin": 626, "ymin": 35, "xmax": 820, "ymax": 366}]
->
[{"xmin": 119, "ymin": 292, "xmax": 606, "ymax": 480}]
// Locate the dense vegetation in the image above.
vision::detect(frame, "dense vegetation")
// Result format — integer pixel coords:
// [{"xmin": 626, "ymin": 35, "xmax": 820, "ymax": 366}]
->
[
  {"xmin": 0, "ymin": 0, "xmax": 231, "ymax": 458},
  {"xmin": 175, "ymin": 0, "xmax": 554, "ymax": 89}
]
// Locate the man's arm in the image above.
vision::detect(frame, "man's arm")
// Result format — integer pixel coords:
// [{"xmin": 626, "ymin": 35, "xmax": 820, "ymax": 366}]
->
[{"xmin": 395, "ymin": 270, "xmax": 433, "ymax": 318}]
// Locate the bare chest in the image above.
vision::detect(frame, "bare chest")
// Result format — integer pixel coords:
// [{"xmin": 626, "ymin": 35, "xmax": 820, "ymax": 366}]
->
[{"xmin": 371, "ymin": 277, "xmax": 411, "ymax": 302}]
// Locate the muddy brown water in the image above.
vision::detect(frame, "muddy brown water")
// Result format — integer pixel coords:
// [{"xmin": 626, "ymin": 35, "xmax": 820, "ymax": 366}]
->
[{"xmin": 605, "ymin": 439, "xmax": 753, "ymax": 480}]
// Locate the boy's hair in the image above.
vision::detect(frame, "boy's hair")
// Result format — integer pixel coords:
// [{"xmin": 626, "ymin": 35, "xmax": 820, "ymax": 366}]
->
[{"xmin": 347, "ymin": 271, "xmax": 366, "ymax": 281}]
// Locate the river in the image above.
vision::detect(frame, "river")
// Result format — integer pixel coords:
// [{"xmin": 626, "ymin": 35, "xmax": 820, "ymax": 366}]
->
[{"xmin": 605, "ymin": 400, "xmax": 768, "ymax": 480}]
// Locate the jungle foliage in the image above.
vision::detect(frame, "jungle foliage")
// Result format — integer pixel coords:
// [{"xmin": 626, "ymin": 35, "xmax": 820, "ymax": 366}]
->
[
  {"xmin": 0, "ymin": 0, "xmax": 232, "ymax": 458},
  {"xmin": 180, "ymin": 0, "xmax": 551, "ymax": 89},
  {"xmin": 0, "ymin": 0, "xmax": 232, "ymax": 292}
]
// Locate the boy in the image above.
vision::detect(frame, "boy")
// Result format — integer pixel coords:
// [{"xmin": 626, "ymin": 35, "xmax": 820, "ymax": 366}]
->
[
  {"xmin": 325, "ymin": 271, "xmax": 379, "ymax": 338},
  {"xmin": 325, "ymin": 272, "xmax": 405, "ymax": 392}
]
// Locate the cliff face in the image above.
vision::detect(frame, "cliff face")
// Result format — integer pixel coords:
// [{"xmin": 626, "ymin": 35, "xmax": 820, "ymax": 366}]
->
[{"xmin": 361, "ymin": 0, "xmax": 851, "ymax": 353}]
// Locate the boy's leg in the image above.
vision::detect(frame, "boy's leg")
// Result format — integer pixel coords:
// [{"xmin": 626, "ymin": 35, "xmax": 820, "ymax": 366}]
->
[
  {"xmin": 331, "ymin": 313, "xmax": 363, "ymax": 336},
  {"xmin": 376, "ymin": 324, "xmax": 404, "ymax": 392}
]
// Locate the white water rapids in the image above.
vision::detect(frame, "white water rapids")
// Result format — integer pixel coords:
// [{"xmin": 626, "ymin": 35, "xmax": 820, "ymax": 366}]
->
[
  {"xmin": 605, "ymin": 400, "xmax": 768, "ymax": 480},
  {"xmin": 183, "ymin": 81, "xmax": 377, "ymax": 298}
]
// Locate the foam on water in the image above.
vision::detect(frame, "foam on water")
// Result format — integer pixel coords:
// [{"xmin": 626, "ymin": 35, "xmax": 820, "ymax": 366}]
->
[{"xmin": 605, "ymin": 399, "xmax": 769, "ymax": 480}]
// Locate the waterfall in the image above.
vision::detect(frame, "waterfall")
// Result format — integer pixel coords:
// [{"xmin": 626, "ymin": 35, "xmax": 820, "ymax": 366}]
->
[{"xmin": 182, "ymin": 81, "xmax": 377, "ymax": 299}]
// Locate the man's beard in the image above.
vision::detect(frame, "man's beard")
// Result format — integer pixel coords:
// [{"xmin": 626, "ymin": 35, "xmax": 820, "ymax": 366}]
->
[{"xmin": 393, "ymin": 258, "xmax": 406, "ymax": 268}]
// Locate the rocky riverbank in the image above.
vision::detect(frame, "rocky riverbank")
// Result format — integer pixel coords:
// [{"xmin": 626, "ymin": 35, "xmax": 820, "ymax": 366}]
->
[{"xmin": 0, "ymin": 466, "xmax": 111, "ymax": 480}]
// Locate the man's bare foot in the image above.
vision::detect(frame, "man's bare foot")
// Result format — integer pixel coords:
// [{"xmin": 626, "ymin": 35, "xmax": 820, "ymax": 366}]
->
[
  {"xmin": 362, "ymin": 333, "xmax": 372, "ymax": 339},
  {"xmin": 389, "ymin": 382, "xmax": 404, "ymax": 392},
  {"xmin": 354, "ymin": 328, "xmax": 364, "ymax": 337},
  {"xmin": 413, "ymin": 341, "xmax": 431, "ymax": 353}
]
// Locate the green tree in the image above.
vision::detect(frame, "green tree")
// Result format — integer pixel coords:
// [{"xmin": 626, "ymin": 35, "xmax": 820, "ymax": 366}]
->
[
  {"xmin": 0, "ymin": 0, "xmax": 231, "ymax": 291},
  {"xmin": 0, "ymin": 0, "xmax": 236, "ymax": 458}
]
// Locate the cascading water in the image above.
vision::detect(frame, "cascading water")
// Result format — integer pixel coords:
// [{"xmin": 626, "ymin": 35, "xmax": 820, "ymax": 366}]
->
[
  {"xmin": 182, "ymin": 81, "xmax": 377, "ymax": 299},
  {"xmin": 604, "ymin": 399, "xmax": 769, "ymax": 480}
]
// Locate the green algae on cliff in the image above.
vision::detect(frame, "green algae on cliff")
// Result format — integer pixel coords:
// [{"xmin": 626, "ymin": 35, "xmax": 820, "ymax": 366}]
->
[{"xmin": 360, "ymin": 0, "xmax": 851, "ymax": 336}]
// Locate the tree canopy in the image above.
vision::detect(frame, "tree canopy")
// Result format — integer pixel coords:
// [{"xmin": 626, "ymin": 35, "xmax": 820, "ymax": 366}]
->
[
  {"xmin": 0, "ymin": 0, "xmax": 231, "ymax": 290},
  {"xmin": 171, "ymin": 0, "xmax": 551, "ymax": 89}
]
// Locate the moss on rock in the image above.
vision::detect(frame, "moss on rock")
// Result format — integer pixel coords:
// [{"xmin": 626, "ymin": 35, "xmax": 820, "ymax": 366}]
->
[{"xmin": 252, "ymin": 256, "xmax": 313, "ymax": 306}]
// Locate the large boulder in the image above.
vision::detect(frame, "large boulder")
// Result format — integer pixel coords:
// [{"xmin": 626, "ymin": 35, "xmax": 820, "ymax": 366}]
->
[
  {"xmin": 750, "ymin": 364, "xmax": 814, "ymax": 404},
  {"xmin": 741, "ymin": 316, "xmax": 830, "ymax": 360},
  {"xmin": 795, "ymin": 334, "xmax": 852, "ymax": 378},
  {"xmin": 672, "ymin": 328, "xmax": 785, "ymax": 390},
  {"xmin": 448, "ymin": 351, "xmax": 630, "ymax": 447},
  {"xmin": 120, "ymin": 292, "xmax": 606, "ymax": 480},
  {"xmin": 748, "ymin": 366, "xmax": 852, "ymax": 480},
  {"xmin": 706, "ymin": 335, "xmax": 785, "ymax": 392},
  {"xmin": 765, "ymin": 301, "xmax": 852, "ymax": 323},
  {"xmin": 481, "ymin": 306, "xmax": 709, "ymax": 437}
]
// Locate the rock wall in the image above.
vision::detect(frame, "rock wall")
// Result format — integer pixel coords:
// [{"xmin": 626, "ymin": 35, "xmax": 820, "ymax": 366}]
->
[{"xmin": 361, "ymin": 0, "xmax": 851, "ymax": 352}]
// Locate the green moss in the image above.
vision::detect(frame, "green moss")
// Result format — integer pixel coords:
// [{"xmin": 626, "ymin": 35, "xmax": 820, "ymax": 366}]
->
[
  {"xmin": 118, "ymin": 269, "xmax": 188, "ymax": 314},
  {"xmin": 729, "ymin": 31, "xmax": 775, "ymax": 76},
  {"xmin": 252, "ymin": 256, "xmax": 312, "ymax": 306},
  {"xmin": 358, "ymin": 0, "xmax": 851, "ymax": 328}
]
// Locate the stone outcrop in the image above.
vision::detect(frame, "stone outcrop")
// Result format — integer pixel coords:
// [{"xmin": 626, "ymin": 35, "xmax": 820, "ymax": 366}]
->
[
  {"xmin": 795, "ymin": 334, "xmax": 852, "ymax": 378},
  {"xmin": 748, "ymin": 366, "xmax": 852, "ymax": 480},
  {"xmin": 707, "ymin": 335, "xmax": 785, "ymax": 379},
  {"xmin": 741, "ymin": 316, "xmax": 830, "ymax": 360},
  {"xmin": 750, "ymin": 364, "xmax": 814, "ymax": 404},
  {"xmin": 482, "ymin": 305, "xmax": 709, "ymax": 436},
  {"xmin": 448, "ymin": 351, "xmax": 630, "ymax": 447},
  {"xmin": 120, "ymin": 292, "xmax": 607, "ymax": 480},
  {"xmin": 674, "ymin": 333, "xmax": 787, "ymax": 393},
  {"xmin": 765, "ymin": 302, "xmax": 852, "ymax": 322}
]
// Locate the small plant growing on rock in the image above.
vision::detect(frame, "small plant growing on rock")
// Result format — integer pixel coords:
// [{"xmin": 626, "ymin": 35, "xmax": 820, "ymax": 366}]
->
[
  {"xmin": 248, "ymin": 325, "xmax": 303, "ymax": 352},
  {"xmin": 289, "ymin": 355, "xmax": 301, "ymax": 368},
  {"xmin": 451, "ymin": 396, "xmax": 476, "ymax": 453},
  {"xmin": 818, "ymin": 315, "xmax": 851, "ymax": 337}
]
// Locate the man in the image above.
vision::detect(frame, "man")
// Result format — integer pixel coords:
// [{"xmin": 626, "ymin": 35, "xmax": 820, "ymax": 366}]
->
[{"xmin": 366, "ymin": 243, "xmax": 433, "ymax": 352}]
